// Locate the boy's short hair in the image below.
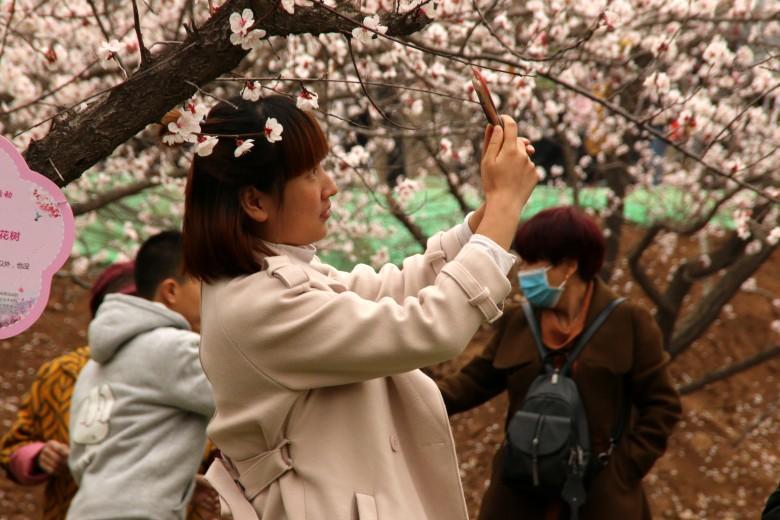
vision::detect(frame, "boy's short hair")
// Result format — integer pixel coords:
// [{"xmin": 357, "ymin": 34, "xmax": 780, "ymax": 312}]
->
[{"xmin": 135, "ymin": 230, "xmax": 185, "ymax": 299}]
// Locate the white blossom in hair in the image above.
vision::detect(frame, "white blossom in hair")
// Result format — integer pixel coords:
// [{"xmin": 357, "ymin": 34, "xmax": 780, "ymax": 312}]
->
[
  {"xmin": 196, "ymin": 136, "xmax": 219, "ymax": 157},
  {"xmin": 264, "ymin": 118, "xmax": 284, "ymax": 143},
  {"xmin": 234, "ymin": 139, "xmax": 255, "ymax": 157}
]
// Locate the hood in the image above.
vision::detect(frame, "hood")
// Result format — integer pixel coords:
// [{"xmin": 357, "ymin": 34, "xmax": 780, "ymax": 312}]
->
[{"xmin": 88, "ymin": 293, "xmax": 191, "ymax": 364}]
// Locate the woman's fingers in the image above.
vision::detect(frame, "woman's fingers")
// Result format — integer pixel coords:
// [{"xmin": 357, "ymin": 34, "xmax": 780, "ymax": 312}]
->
[
  {"xmin": 499, "ymin": 115, "xmax": 518, "ymax": 151},
  {"xmin": 481, "ymin": 124, "xmax": 493, "ymax": 157},
  {"xmin": 482, "ymin": 124, "xmax": 503, "ymax": 163},
  {"xmin": 518, "ymin": 137, "xmax": 535, "ymax": 156}
]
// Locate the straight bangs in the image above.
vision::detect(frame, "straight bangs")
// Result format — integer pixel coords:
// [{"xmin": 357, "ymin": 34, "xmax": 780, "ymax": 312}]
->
[{"xmin": 276, "ymin": 104, "xmax": 329, "ymax": 184}]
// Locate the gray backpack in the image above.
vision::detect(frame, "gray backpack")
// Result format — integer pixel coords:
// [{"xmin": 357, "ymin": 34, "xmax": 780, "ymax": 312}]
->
[{"xmin": 501, "ymin": 298, "xmax": 625, "ymax": 519}]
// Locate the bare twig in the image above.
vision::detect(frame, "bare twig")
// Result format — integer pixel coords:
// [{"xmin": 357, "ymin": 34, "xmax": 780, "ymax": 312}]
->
[
  {"xmin": 0, "ymin": 0, "xmax": 17, "ymax": 66},
  {"xmin": 309, "ymin": 0, "xmax": 778, "ymax": 203},
  {"xmin": 131, "ymin": 0, "xmax": 153, "ymax": 68},
  {"xmin": 677, "ymin": 345, "xmax": 780, "ymax": 395},
  {"xmin": 184, "ymin": 80, "xmax": 238, "ymax": 108},
  {"xmin": 421, "ymin": 139, "xmax": 473, "ymax": 214},
  {"xmin": 216, "ymin": 75, "xmax": 479, "ymax": 106},
  {"xmin": 48, "ymin": 158, "xmax": 65, "ymax": 182},
  {"xmin": 0, "ymin": 58, "xmax": 102, "ymax": 117},
  {"xmin": 346, "ymin": 36, "xmax": 417, "ymax": 131}
]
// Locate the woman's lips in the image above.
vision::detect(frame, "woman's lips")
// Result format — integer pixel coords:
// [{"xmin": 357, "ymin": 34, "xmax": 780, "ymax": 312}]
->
[{"xmin": 320, "ymin": 207, "xmax": 331, "ymax": 219}]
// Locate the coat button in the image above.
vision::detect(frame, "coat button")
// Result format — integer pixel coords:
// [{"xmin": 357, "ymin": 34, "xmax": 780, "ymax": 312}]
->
[{"xmin": 389, "ymin": 434, "xmax": 400, "ymax": 452}]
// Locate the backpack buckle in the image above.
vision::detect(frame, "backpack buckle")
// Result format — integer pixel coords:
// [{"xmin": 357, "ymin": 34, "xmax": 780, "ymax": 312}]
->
[{"xmin": 597, "ymin": 440, "xmax": 616, "ymax": 467}]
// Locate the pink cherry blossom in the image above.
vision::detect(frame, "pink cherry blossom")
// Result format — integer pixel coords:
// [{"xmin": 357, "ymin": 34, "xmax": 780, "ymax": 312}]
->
[
  {"xmin": 352, "ymin": 15, "xmax": 388, "ymax": 43},
  {"xmin": 296, "ymin": 89, "xmax": 319, "ymax": 111},
  {"xmin": 98, "ymin": 40, "xmax": 121, "ymax": 61}
]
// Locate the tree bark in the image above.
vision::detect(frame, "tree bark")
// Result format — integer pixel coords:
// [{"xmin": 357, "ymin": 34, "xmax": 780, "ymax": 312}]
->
[
  {"xmin": 599, "ymin": 161, "xmax": 628, "ymax": 282},
  {"xmin": 422, "ymin": 140, "xmax": 473, "ymax": 215},
  {"xmin": 71, "ymin": 169, "xmax": 187, "ymax": 216},
  {"xmin": 23, "ymin": 0, "xmax": 432, "ymax": 188},
  {"xmin": 385, "ymin": 193, "xmax": 428, "ymax": 250}
]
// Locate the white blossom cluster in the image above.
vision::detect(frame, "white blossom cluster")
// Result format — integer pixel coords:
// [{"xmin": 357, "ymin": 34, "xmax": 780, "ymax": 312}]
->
[{"xmin": 0, "ymin": 0, "xmax": 777, "ymax": 292}]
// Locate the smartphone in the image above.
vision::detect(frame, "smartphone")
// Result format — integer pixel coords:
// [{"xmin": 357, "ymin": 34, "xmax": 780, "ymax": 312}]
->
[{"xmin": 471, "ymin": 67, "xmax": 503, "ymax": 127}]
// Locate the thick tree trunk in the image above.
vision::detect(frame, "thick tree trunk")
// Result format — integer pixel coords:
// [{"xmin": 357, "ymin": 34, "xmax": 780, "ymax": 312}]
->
[
  {"xmin": 23, "ymin": 0, "xmax": 431, "ymax": 188},
  {"xmin": 599, "ymin": 161, "xmax": 628, "ymax": 282}
]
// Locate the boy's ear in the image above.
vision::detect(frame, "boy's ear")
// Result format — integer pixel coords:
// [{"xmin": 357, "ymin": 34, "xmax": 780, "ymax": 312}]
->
[{"xmin": 154, "ymin": 278, "xmax": 179, "ymax": 306}]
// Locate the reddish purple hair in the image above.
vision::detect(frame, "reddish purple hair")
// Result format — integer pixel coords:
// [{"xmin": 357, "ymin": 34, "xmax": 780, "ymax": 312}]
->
[{"xmin": 513, "ymin": 206, "xmax": 606, "ymax": 281}]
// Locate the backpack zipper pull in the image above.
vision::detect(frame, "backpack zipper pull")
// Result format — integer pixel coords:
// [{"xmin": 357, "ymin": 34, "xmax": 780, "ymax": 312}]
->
[
  {"xmin": 551, "ymin": 368, "xmax": 560, "ymax": 384},
  {"xmin": 532, "ymin": 451, "xmax": 540, "ymax": 487}
]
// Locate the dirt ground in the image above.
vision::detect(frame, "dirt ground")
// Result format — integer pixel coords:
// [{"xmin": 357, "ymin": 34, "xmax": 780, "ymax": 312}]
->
[{"xmin": 0, "ymin": 224, "xmax": 778, "ymax": 519}]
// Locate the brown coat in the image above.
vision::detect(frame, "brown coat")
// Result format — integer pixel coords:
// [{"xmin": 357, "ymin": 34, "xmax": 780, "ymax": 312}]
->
[{"xmin": 438, "ymin": 279, "xmax": 682, "ymax": 520}]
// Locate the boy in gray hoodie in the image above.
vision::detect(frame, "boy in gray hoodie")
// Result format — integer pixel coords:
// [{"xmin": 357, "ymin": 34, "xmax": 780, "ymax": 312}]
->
[{"xmin": 67, "ymin": 231, "xmax": 215, "ymax": 520}]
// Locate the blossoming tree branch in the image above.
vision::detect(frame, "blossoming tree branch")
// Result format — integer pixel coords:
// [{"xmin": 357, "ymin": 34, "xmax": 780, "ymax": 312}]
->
[{"xmin": 1, "ymin": 0, "xmax": 779, "ymax": 366}]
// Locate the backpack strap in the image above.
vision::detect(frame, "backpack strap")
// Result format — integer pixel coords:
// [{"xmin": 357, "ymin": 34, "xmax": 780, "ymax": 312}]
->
[
  {"xmin": 598, "ymin": 377, "xmax": 631, "ymax": 467},
  {"xmin": 560, "ymin": 298, "xmax": 625, "ymax": 376},
  {"xmin": 519, "ymin": 299, "xmax": 550, "ymax": 370}
]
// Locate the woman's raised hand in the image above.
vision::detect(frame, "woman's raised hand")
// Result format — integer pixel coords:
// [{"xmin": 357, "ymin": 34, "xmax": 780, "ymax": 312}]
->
[
  {"xmin": 473, "ymin": 115, "xmax": 539, "ymax": 251},
  {"xmin": 480, "ymin": 116, "xmax": 538, "ymax": 204}
]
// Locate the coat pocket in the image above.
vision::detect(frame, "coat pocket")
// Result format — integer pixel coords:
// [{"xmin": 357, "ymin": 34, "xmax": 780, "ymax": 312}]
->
[{"xmin": 355, "ymin": 492, "xmax": 378, "ymax": 520}]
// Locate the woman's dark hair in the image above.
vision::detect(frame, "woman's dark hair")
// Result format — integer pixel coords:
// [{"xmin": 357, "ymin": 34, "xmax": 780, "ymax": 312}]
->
[
  {"xmin": 182, "ymin": 95, "xmax": 328, "ymax": 283},
  {"xmin": 513, "ymin": 206, "xmax": 606, "ymax": 281}
]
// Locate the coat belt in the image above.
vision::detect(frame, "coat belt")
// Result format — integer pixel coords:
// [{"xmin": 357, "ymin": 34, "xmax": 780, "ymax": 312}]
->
[{"xmin": 205, "ymin": 439, "xmax": 293, "ymax": 519}]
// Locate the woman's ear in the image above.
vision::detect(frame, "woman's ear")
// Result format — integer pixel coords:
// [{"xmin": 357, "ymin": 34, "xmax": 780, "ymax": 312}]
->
[
  {"xmin": 240, "ymin": 186, "xmax": 270, "ymax": 224},
  {"xmin": 563, "ymin": 259, "xmax": 579, "ymax": 281}
]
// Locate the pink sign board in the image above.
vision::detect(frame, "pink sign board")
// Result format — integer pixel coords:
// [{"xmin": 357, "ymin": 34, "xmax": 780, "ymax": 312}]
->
[{"xmin": 0, "ymin": 135, "xmax": 75, "ymax": 339}]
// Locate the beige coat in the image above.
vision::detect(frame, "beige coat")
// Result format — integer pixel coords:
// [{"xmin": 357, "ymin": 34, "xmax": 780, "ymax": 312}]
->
[{"xmin": 200, "ymin": 226, "xmax": 512, "ymax": 520}]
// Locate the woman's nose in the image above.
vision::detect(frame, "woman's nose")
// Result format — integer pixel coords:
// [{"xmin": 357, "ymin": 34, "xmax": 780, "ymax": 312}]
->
[{"xmin": 323, "ymin": 172, "xmax": 338, "ymax": 197}]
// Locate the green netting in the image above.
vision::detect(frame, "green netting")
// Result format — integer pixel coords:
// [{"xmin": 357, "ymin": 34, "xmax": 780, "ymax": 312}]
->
[
  {"xmin": 319, "ymin": 180, "xmax": 738, "ymax": 268},
  {"xmin": 73, "ymin": 179, "xmax": 738, "ymax": 270}
]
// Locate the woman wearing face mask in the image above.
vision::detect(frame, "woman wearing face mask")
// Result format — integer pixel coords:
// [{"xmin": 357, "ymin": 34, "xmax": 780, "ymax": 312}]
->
[{"xmin": 437, "ymin": 206, "xmax": 682, "ymax": 520}]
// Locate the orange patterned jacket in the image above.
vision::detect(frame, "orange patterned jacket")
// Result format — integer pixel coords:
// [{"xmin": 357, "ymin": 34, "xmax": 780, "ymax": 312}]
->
[{"xmin": 0, "ymin": 346, "xmax": 217, "ymax": 520}]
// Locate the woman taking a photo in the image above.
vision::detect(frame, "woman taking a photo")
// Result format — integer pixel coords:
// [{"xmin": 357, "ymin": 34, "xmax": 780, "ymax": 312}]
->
[
  {"xmin": 437, "ymin": 206, "xmax": 682, "ymax": 520},
  {"xmin": 181, "ymin": 95, "xmax": 538, "ymax": 519}
]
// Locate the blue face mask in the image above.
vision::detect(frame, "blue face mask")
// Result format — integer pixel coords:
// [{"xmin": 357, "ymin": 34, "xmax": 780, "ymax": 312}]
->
[{"xmin": 517, "ymin": 266, "xmax": 566, "ymax": 308}]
